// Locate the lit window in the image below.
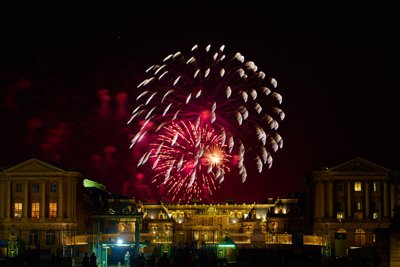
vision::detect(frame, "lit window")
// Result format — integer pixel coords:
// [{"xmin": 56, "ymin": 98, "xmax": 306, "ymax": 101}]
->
[
  {"xmin": 32, "ymin": 202, "xmax": 40, "ymax": 218},
  {"xmin": 15, "ymin": 183, "xmax": 22, "ymax": 192},
  {"xmin": 355, "ymin": 229, "xmax": 366, "ymax": 246},
  {"xmin": 50, "ymin": 183, "xmax": 57, "ymax": 192},
  {"xmin": 372, "ymin": 182, "xmax": 378, "ymax": 192},
  {"xmin": 32, "ymin": 183, "xmax": 40, "ymax": 192},
  {"xmin": 354, "ymin": 181, "xmax": 362, "ymax": 191},
  {"xmin": 14, "ymin": 202, "xmax": 23, "ymax": 218},
  {"xmin": 354, "ymin": 202, "xmax": 363, "ymax": 219},
  {"xmin": 49, "ymin": 202, "xmax": 57, "ymax": 218}
]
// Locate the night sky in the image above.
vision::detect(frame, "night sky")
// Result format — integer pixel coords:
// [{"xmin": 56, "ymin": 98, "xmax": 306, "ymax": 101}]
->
[{"xmin": 0, "ymin": 2, "xmax": 399, "ymax": 203}]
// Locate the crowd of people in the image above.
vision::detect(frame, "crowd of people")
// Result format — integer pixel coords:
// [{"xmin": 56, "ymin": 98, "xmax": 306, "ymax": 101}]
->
[
  {"xmin": 120, "ymin": 244, "xmax": 219, "ymax": 267},
  {"xmin": 82, "ymin": 252, "xmax": 97, "ymax": 267}
]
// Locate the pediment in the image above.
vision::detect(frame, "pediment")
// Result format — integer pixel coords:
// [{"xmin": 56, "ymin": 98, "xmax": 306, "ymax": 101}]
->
[
  {"xmin": 329, "ymin": 157, "xmax": 390, "ymax": 173},
  {"xmin": 3, "ymin": 158, "xmax": 66, "ymax": 174}
]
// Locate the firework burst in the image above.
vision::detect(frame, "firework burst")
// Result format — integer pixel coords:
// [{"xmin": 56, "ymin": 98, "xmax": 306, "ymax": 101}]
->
[
  {"xmin": 144, "ymin": 121, "xmax": 230, "ymax": 202},
  {"xmin": 129, "ymin": 44, "xmax": 284, "ymax": 202}
]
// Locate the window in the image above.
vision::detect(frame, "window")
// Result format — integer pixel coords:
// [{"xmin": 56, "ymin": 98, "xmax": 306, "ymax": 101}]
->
[
  {"xmin": 32, "ymin": 183, "xmax": 40, "ymax": 192},
  {"xmin": 32, "ymin": 202, "xmax": 40, "ymax": 218},
  {"xmin": 354, "ymin": 181, "xmax": 362, "ymax": 191},
  {"xmin": 354, "ymin": 201, "xmax": 363, "ymax": 219},
  {"xmin": 49, "ymin": 202, "xmax": 57, "ymax": 218},
  {"xmin": 355, "ymin": 229, "xmax": 366, "ymax": 246},
  {"xmin": 29, "ymin": 230, "xmax": 38, "ymax": 245},
  {"xmin": 14, "ymin": 202, "xmax": 23, "ymax": 218},
  {"xmin": 46, "ymin": 230, "xmax": 56, "ymax": 245},
  {"xmin": 15, "ymin": 183, "xmax": 22, "ymax": 192},
  {"xmin": 50, "ymin": 183, "xmax": 57, "ymax": 192},
  {"xmin": 336, "ymin": 202, "xmax": 345, "ymax": 220},
  {"xmin": 336, "ymin": 201, "xmax": 345, "ymax": 212},
  {"xmin": 336, "ymin": 183, "xmax": 343, "ymax": 192},
  {"xmin": 372, "ymin": 182, "xmax": 379, "ymax": 192},
  {"xmin": 371, "ymin": 201, "xmax": 380, "ymax": 219},
  {"xmin": 336, "ymin": 212, "xmax": 344, "ymax": 220}
]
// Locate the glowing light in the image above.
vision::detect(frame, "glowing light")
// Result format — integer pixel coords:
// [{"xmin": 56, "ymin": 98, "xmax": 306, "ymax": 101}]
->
[{"xmin": 205, "ymin": 146, "xmax": 224, "ymax": 166}]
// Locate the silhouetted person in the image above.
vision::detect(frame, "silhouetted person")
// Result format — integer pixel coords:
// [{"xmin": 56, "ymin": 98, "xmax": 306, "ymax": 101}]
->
[
  {"xmin": 199, "ymin": 250, "xmax": 209, "ymax": 267},
  {"xmin": 82, "ymin": 253, "xmax": 89, "ymax": 267},
  {"xmin": 158, "ymin": 252, "xmax": 170, "ymax": 267},
  {"xmin": 133, "ymin": 252, "xmax": 145, "ymax": 267},
  {"xmin": 147, "ymin": 254, "xmax": 156, "ymax": 267},
  {"xmin": 89, "ymin": 252, "xmax": 97, "ymax": 267}
]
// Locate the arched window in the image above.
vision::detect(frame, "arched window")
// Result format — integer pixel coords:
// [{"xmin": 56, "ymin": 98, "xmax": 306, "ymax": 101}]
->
[{"xmin": 355, "ymin": 228, "xmax": 366, "ymax": 246}]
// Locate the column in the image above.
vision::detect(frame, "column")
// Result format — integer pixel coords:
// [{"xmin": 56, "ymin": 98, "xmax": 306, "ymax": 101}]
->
[
  {"xmin": 319, "ymin": 182, "xmax": 325, "ymax": 218},
  {"xmin": 23, "ymin": 181, "xmax": 29, "ymax": 218},
  {"xmin": 0, "ymin": 182, "xmax": 4, "ymax": 220},
  {"xmin": 41, "ymin": 180, "xmax": 46, "ymax": 219},
  {"xmin": 314, "ymin": 181, "xmax": 324, "ymax": 219},
  {"xmin": 58, "ymin": 181, "xmax": 63, "ymax": 220},
  {"xmin": 347, "ymin": 182, "xmax": 352, "ymax": 218},
  {"xmin": 5, "ymin": 181, "xmax": 11, "ymax": 219},
  {"xmin": 383, "ymin": 181, "xmax": 388, "ymax": 218},
  {"xmin": 327, "ymin": 181, "xmax": 334, "ymax": 218},
  {"xmin": 72, "ymin": 179, "xmax": 76, "ymax": 220},
  {"xmin": 67, "ymin": 179, "xmax": 72, "ymax": 220},
  {"xmin": 391, "ymin": 183, "xmax": 395, "ymax": 218},
  {"xmin": 365, "ymin": 181, "xmax": 370, "ymax": 218},
  {"xmin": 314, "ymin": 181, "xmax": 320, "ymax": 219}
]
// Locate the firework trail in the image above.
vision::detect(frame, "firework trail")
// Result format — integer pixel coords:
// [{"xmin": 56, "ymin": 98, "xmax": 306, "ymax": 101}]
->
[{"xmin": 129, "ymin": 44, "xmax": 284, "ymax": 202}]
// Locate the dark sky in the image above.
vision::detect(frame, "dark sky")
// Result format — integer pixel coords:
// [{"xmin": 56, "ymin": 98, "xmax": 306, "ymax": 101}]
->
[{"xmin": 0, "ymin": 2, "xmax": 399, "ymax": 202}]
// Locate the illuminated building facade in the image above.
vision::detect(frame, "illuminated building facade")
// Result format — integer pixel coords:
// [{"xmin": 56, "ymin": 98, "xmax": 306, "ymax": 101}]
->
[
  {"xmin": 310, "ymin": 157, "xmax": 400, "ymax": 255},
  {"xmin": 4, "ymin": 157, "xmax": 397, "ymax": 263},
  {"xmin": 91, "ymin": 197, "xmax": 305, "ymax": 249},
  {"xmin": 89, "ymin": 198, "xmax": 306, "ymax": 266},
  {"xmin": 0, "ymin": 158, "xmax": 96, "ymax": 258},
  {"xmin": 139, "ymin": 199, "xmax": 304, "ymax": 247}
]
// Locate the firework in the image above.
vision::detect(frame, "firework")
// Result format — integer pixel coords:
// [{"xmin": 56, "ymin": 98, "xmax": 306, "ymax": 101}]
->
[
  {"xmin": 129, "ymin": 44, "xmax": 284, "ymax": 201},
  {"xmin": 143, "ymin": 121, "xmax": 230, "ymax": 202}
]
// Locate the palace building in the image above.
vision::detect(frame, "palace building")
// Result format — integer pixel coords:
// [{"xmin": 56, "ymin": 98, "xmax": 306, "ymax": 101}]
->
[
  {"xmin": 89, "ymin": 196, "xmax": 305, "ymax": 266},
  {"xmin": 1, "ymin": 156, "xmax": 399, "ymax": 265},
  {"xmin": 0, "ymin": 158, "xmax": 97, "ymax": 258},
  {"xmin": 309, "ymin": 157, "xmax": 400, "ymax": 256}
]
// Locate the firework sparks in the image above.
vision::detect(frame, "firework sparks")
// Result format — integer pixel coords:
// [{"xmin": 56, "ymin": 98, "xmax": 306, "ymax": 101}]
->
[
  {"xmin": 144, "ymin": 121, "xmax": 230, "ymax": 202},
  {"xmin": 129, "ymin": 44, "xmax": 284, "ymax": 202}
]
